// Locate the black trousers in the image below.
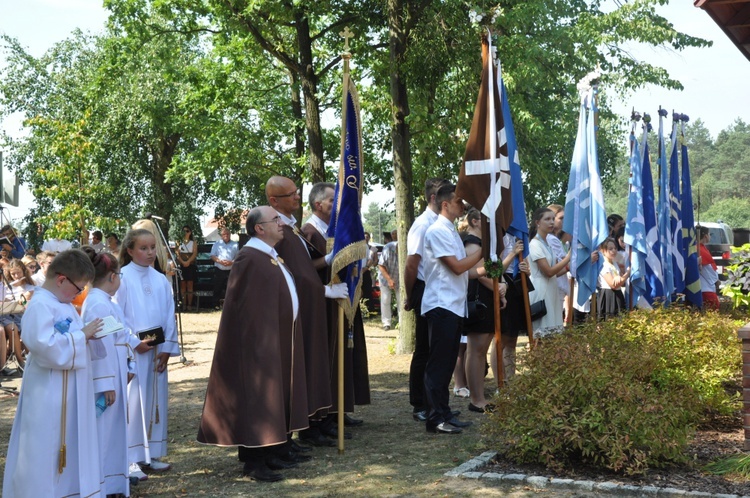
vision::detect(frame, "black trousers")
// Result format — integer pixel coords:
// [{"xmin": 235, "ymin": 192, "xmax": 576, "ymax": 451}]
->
[
  {"xmin": 213, "ymin": 268, "xmax": 231, "ymax": 303},
  {"xmin": 408, "ymin": 279, "xmax": 429, "ymax": 412},
  {"xmin": 424, "ymin": 307, "xmax": 462, "ymax": 426}
]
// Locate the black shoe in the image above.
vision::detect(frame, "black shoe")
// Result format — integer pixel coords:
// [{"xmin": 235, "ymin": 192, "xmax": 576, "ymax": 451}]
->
[
  {"xmin": 265, "ymin": 456, "xmax": 298, "ymax": 470},
  {"xmin": 412, "ymin": 410, "xmax": 427, "ymax": 422},
  {"xmin": 242, "ymin": 463, "xmax": 284, "ymax": 482},
  {"xmin": 344, "ymin": 414, "xmax": 363, "ymax": 427},
  {"xmin": 451, "ymin": 409, "xmax": 461, "ymax": 417},
  {"xmin": 300, "ymin": 433, "xmax": 336, "ymax": 447},
  {"xmin": 446, "ymin": 416, "xmax": 473, "ymax": 428},
  {"xmin": 279, "ymin": 451, "xmax": 312, "ymax": 463},
  {"xmin": 320, "ymin": 424, "xmax": 352, "ymax": 439},
  {"xmin": 426, "ymin": 422, "xmax": 463, "ymax": 434},
  {"xmin": 290, "ymin": 440, "xmax": 312, "ymax": 453},
  {"xmin": 468, "ymin": 402, "xmax": 495, "ymax": 413}
]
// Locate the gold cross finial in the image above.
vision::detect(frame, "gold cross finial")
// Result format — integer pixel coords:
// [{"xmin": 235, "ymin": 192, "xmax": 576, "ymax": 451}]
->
[{"xmin": 340, "ymin": 26, "xmax": 354, "ymax": 52}]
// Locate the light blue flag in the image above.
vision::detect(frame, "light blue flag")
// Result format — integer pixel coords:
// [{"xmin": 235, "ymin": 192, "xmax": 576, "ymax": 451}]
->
[
  {"xmin": 668, "ymin": 120, "xmax": 685, "ymax": 294},
  {"xmin": 680, "ymin": 119, "xmax": 702, "ymax": 308},
  {"xmin": 657, "ymin": 111, "xmax": 674, "ymax": 304},
  {"xmin": 562, "ymin": 97, "xmax": 591, "ymax": 307},
  {"xmin": 500, "ymin": 79, "xmax": 529, "ymax": 275},
  {"xmin": 585, "ymin": 92, "xmax": 609, "ymax": 291},
  {"xmin": 563, "ymin": 91, "xmax": 606, "ymax": 308},
  {"xmin": 624, "ymin": 126, "xmax": 646, "ymax": 307},
  {"xmin": 641, "ymin": 123, "xmax": 665, "ymax": 304}
]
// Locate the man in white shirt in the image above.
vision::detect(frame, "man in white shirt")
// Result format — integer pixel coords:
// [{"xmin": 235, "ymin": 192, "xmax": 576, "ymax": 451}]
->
[
  {"xmin": 41, "ymin": 237, "xmax": 72, "ymax": 253},
  {"xmin": 209, "ymin": 228, "xmax": 239, "ymax": 309},
  {"xmin": 421, "ymin": 183, "xmax": 484, "ymax": 434},
  {"xmin": 404, "ymin": 178, "xmax": 450, "ymax": 422}
]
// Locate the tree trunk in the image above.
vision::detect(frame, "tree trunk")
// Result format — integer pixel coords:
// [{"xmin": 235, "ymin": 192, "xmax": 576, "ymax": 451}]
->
[
  {"xmin": 296, "ymin": 12, "xmax": 326, "ymax": 185},
  {"xmin": 290, "ymin": 70, "xmax": 306, "ymax": 222},
  {"xmin": 151, "ymin": 132, "xmax": 180, "ymax": 228},
  {"xmin": 389, "ymin": 0, "xmax": 416, "ymax": 355}
]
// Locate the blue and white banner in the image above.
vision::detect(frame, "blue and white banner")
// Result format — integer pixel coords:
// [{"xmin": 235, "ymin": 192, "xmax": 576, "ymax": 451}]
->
[{"xmin": 624, "ymin": 125, "xmax": 646, "ymax": 306}]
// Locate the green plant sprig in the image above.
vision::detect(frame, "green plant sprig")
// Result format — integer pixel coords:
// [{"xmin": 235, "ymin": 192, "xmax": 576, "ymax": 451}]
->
[{"xmin": 484, "ymin": 259, "xmax": 504, "ymax": 279}]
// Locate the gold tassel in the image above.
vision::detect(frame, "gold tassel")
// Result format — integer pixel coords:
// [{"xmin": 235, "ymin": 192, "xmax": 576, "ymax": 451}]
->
[{"xmin": 58, "ymin": 444, "xmax": 66, "ymax": 473}]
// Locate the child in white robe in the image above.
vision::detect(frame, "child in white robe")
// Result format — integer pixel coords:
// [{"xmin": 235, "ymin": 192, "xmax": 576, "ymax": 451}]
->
[
  {"xmin": 115, "ymin": 228, "xmax": 178, "ymax": 478},
  {"xmin": 82, "ymin": 248, "xmax": 146, "ymax": 496},
  {"xmin": 3, "ymin": 249, "xmax": 104, "ymax": 498}
]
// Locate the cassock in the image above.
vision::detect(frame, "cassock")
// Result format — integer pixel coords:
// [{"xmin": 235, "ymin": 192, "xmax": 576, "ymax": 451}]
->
[
  {"xmin": 302, "ymin": 220, "xmax": 371, "ymax": 412},
  {"xmin": 3, "ymin": 288, "xmax": 103, "ymax": 498},
  {"xmin": 82, "ymin": 288, "xmax": 133, "ymax": 497},
  {"xmin": 274, "ymin": 219, "xmax": 332, "ymax": 416},
  {"xmin": 115, "ymin": 262, "xmax": 178, "ymax": 461},
  {"xmin": 197, "ymin": 241, "xmax": 309, "ymax": 447}
]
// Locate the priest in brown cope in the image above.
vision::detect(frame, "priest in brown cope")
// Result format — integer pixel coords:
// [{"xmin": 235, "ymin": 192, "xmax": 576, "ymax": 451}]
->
[
  {"xmin": 266, "ymin": 175, "xmax": 337, "ymax": 447},
  {"xmin": 301, "ymin": 182, "xmax": 371, "ymax": 435},
  {"xmin": 197, "ymin": 206, "xmax": 309, "ymax": 482}
]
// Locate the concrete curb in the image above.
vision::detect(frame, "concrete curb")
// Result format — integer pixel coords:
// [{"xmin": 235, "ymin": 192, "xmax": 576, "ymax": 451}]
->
[{"xmin": 444, "ymin": 451, "xmax": 750, "ymax": 498}]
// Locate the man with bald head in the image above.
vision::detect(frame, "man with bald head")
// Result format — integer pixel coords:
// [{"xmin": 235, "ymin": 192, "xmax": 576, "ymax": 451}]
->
[
  {"xmin": 198, "ymin": 206, "xmax": 309, "ymax": 482},
  {"xmin": 266, "ymin": 175, "xmax": 342, "ymax": 447}
]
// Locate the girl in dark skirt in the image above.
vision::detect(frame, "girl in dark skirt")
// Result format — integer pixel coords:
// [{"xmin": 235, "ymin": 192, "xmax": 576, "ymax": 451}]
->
[
  {"xmin": 462, "ymin": 209, "xmax": 528, "ymax": 412},
  {"xmin": 597, "ymin": 238, "xmax": 630, "ymax": 320}
]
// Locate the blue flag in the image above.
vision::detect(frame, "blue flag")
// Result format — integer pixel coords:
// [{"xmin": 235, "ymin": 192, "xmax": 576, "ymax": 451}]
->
[
  {"xmin": 624, "ymin": 127, "xmax": 646, "ymax": 307},
  {"xmin": 657, "ymin": 111, "xmax": 674, "ymax": 303},
  {"xmin": 668, "ymin": 121, "xmax": 685, "ymax": 294},
  {"xmin": 500, "ymin": 79, "xmax": 529, "ymax": 274},
  {"xmin": 641, "ymin": 124, "xmax": 665, "ymax": 304},
  {"xmin": 327, "ymin": 72, "xmax": 368, "ymax": 323},
  {"xmin": 563, "ymin": 91, "xmax": 607, "ymax": 307},
  {"xmin": 563, "ymin": 98, "xmax": 590, "ymax": 307},
  {"xmin": 680, "ymin": 120, "xmax": 702, "ymax": 308}
]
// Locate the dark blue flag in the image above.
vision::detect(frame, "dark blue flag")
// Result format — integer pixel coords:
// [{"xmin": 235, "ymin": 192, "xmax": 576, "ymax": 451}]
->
[
  {"xmin": 668, "ymin": 121, "xmax": 685, "ymax": 294},
  {"xmin": 641, "ymin": 123, "xmax": 665, "ymax": 304},
  {"xmin": 500, "ymin": 79, "xmax": 529, "ymax": 274},
  {"xmin": 327, "ymin": 72, "xmax": 368, "ymax": 323},
  {"xmin": 680, "ymin": 120, "xmax": 702, "ymax": 308}
]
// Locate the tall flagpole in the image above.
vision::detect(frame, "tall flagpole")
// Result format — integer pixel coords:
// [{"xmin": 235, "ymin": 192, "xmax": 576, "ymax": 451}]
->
[{"xmin": 337, "ymin": 26, "xmax": 354, "ymax": 454}]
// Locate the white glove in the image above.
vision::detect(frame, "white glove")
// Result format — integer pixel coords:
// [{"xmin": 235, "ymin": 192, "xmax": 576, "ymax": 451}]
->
[
  {"xmin": 325, "ymin": 251, "xmax": 335, "ymax": 266},
  {"xmin": 324, "ymin": 282, "xmax": 348, "ymax": 300}
]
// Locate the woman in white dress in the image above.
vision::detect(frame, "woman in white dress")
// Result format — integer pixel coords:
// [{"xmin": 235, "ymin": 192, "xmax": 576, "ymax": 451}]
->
[{"xmin": 528, "ymin": 208, "xmax": 571, "ymax": 337}]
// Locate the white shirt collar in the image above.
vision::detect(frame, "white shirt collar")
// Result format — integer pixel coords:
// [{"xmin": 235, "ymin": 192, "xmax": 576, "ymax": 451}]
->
[
  {"xmin": 245, "ymin": 237, "xmax": 276, "ymax": 257},
  {"xmin": 305, "ymin": 214, "xmax": 329, "ymax": 238},
  {"xmin": 275, "ymin": 210, "xmax": 297, "ymax": 227}
]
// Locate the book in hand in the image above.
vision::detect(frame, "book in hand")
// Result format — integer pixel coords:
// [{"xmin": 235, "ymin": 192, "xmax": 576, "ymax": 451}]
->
[
  {"xmin": 138, "ymin": 326, "xmax": 165, "ymax": 346},
  {"xmin": 92, "ymin": 315, "xmax": 125, "ymax": 339}
]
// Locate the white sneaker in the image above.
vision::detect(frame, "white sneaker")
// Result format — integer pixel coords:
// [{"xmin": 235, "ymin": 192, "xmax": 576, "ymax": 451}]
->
[
  {"xmin": 453, "ymin": 387, "xmax": 470, "ymax": 398},
  {"xmin": 141, "ymin": 459, "xmax": 171, "ymax": 472},
  {"xmin": 129, "ymin": 462, "xmax": 148, "ymax": 481}
]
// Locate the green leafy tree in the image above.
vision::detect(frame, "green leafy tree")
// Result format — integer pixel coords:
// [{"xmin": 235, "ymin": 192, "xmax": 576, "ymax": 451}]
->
[{"xmin": 363, "ymin": 202, "xmax": 396, "ymax": 243}]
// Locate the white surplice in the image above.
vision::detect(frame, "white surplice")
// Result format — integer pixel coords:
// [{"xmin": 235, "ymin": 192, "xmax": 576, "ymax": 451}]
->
[
  {"xmin": 114, "ymin": 262, "xmax": 178, "ymax": 460},
  {"xmin": 82, "ymin": 288, "xmax": 133, "ymax": 496},
  {"xmin": 3, "ymin": 288, "xmax": 103, "ymax": 498}
]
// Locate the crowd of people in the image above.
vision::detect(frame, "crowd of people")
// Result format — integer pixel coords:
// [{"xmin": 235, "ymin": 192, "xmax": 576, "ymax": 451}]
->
[{"xmin": 1, "ymin": 174, "xmax": 725, "ymax": 494}]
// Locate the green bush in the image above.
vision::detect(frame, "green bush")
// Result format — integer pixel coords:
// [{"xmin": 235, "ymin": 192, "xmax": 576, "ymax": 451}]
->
[
  {"xmin": 483, "ymin": 308, "xmax": 742, "ymax": 475},
  {"xmin": 723, "ymin": 243, "xmax": 750, "ymax": 310}
]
